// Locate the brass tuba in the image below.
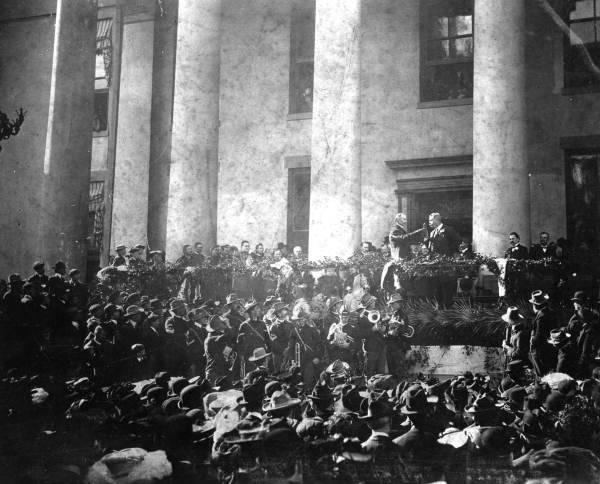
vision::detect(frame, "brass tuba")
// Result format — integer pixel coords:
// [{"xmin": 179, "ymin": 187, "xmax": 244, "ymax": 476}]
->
[{"xmin": 387, "ymin": 315, "xmax": 415, "ymax": 338}]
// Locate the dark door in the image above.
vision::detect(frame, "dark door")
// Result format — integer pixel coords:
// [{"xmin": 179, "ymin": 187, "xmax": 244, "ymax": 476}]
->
[
  {"xmin": 565, "ymin": 151, "xmax": 600, "ymax": 251},
  {"xmin": 413, "ymin": 189, "xmax": 472, "ymax": 242},
  {"xmin": 287, "ymin": 167, "xmax": 311, "ymax": 252}
]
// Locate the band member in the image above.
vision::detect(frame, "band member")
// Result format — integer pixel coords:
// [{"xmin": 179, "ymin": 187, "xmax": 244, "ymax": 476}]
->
[
  {"xmin": 357, "ymin": 294, "xmax": 387, "ymax": 378},
  {"xmin": 286, "ymin": 308, "xmax": 323, "ymax": 389},
  {"xmin": 204, "ymin": 315, "xmax": 235, "ymax": 385},
  {"xmin": 327, "ymin": 305, "xmax": 361, "ymax": 374},
  {"xmin": 269, "ymin": 303, "xmax": 293, "ymax": 372},
  {"xmin": 385, "ymin": 293, "xmax": 413, "ymax": 377},
  {"xmin": 237, "ymin": 299, "xmax": 271, "ymax": 374}
]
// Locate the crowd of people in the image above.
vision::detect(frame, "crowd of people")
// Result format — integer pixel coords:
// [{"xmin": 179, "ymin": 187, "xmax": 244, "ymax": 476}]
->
[{"xmin": 2, "ymin": 212, "xmax": 600, "ymax": 482}]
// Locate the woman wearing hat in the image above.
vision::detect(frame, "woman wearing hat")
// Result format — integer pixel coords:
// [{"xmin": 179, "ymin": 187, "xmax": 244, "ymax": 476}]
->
[{"xmin": 501, "ymin": 307, "xmax": 530, "ymax": 364}]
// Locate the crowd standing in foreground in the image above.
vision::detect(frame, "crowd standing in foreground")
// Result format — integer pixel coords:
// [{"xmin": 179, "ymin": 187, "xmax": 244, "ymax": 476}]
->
[{"xmin": 2, "ymin": 213, "xmax": 600, "ymax": 482}]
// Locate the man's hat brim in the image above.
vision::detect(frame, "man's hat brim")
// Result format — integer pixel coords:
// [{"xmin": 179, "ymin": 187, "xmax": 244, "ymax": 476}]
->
[{"xmin": 248, "ymin": 351, "xmax": 271, "ymax": 362}]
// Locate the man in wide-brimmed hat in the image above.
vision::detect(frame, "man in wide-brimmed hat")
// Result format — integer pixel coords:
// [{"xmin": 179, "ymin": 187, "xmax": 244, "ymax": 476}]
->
[
  {"xmin": 529, "ymin": 290, "xmax": 558, "ymax": 377},
  {"xmin": 269, "ymin": 302, "xmax": 293, "ymax": 372},
  {"xmin": 501, "ymin": 306, "xmax": 529, "ymax": 364},
  {"xmin": 287, "ymin": 306, "xmax": 323, "ymax": 389},
  {"xmin": 359, "ymin": 393, "xmax": 397, "ymax": 454},
  {"xmin": 221, "ymin": 293, "xmax": 245, "ymax": 334},
  {"xmin": 163, "ymin": 299, "xmax": 191, "ymax": 374},
  {"xmin": 205, "ymin": 315, "xmax": 235, "ymax": 385},
  {"xmin": 237, "ymin": 300, "xmax": 271, "ymax": 375}
]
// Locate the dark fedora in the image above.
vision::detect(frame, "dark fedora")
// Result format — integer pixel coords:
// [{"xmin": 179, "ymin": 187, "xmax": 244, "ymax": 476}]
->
[
  {"xmin": 529, "ymin": 290, "xmax": 550, "ymax": 306},
  {"xmin": 400, "ymin": 385, "xmax": 429, "ymax": 415},
  {"xmin": 206, "ymin": 315, "xmax": 228, "ymax": 333},
  {"xmin": 548, "ymin": 328, "xmax": 571, "ymax": 346},
  {"xmin": 359, "ymin": 395, "xmax": 392, "ymax": 420},
  {"xmin": 307, "ymin": 382, "xmax": 334, "ymax": 403},
  {"xmin": 179, "ymin": 384, "xmax": 205, "ymax": 410},
  {"xmin": 169, "ymin": 377, "xmax": 190, "ymax": 396},
  {"xmin": 465, "ymin": 396, "xmax": 497, "ymax": 414},
  {"xmin": 571, "ymin": 291, "xmax": 589, "ymax": 304},
  {"xmin": 238, "ymin": 382, "xmax": 264, "ymax": 406}
]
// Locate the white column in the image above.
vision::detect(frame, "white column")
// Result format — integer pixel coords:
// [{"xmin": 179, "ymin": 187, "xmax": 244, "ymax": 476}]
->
[
  {"xmin": 41, "ymin": 0, "xmax": 96, "ymax": 274},
  {"xmin": 165, "ymin": 0, "xmax": 221, "ymax": 260},
  {"xmin": 308, "ymin": 0, "xmax": 362, "ymax": 260},
  {"xmin": 473, "ymin": 0, "xmax": 529, "ymax": 256}
]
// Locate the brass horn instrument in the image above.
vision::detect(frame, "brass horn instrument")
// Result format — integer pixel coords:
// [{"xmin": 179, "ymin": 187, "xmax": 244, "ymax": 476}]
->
[
  {"xmin": 358, "ymin": 308, "xmax": 381, "ymax": 324},
  {"xmin": 387, "ymin": 315, "xmax": 415, "ymax": 338}
]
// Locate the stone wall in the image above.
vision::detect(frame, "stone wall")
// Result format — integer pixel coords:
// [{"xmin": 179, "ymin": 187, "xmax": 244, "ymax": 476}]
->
[
  {"xmin": 0, "ymin": 12, "xmax": 55, "ymax": 277},
  {"xmin": 217, "ymin": 0, "xmax": 311, "ymax": 250}
]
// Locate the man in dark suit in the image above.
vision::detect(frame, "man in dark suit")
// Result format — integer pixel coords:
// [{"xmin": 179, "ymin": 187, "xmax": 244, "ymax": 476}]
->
[
  {"xmin": 505, "ymin": 232, "xmax": 529, "ymax": 260},
  {"xmin": 359, "ymin": 395, "xmax": 397, "ymax": 454},
  {"xmin": 426, "ymin": 213, "xmax": 460, "ymax": 308},
  {"xmin": 112, "ymin": 245, "xmax": 127, "ymax": 266},
  {"xmin": 530, "ymin": 232, "xmax": 557, "ymax": 260},
  {"xmin": 529, "ymin": 290, "xmax": 559, "ymax": 376},
  {"xmin": 426, "ymin": 212, "xmax": 460, "ymax": 257}
]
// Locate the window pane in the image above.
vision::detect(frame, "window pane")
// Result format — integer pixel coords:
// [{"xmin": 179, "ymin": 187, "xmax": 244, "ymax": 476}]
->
[
  {"xmin": 428, "ymin": 39, "xmax": 450, "ymax": 60},
  {"xmin": 428, "ymin": 16, "xmax": 448, "ymax": 39},
  {"xmin": 570, "ymin": 0, "xmax": 594, "ymax": 20},
  {"xmin": 454, "ymin": 37, "xmax": 473, "ymax": 57},
  {"xmin": 570, "ymin": 20, "xmax": 596, "ymax": 44},
  {"xmin": 290, "ymin": 61, "xmax": 313, "ymax": 114},
  {"xmin": 93, "ymin": 91, "xmax": 109, "ymax": 133},
  {"xmin": 450, "ymin": 15, "xmax": 472, "ymax": 36},
  {"xmin": 421, "ymin": 63, "xmax": 473, "ymax": 101}
]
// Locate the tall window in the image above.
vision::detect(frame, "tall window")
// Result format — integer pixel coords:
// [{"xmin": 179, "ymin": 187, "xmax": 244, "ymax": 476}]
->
[
  {"xmin": 289, "ymin": 0, "xmax": 315, "ymax": 115},
  {"xmin": 94, "ymin": 18, "xmax": 112, "ymax": 135},
  {"xmin": 566, "ymin": 151, "xmax": 600, "ymax": 250},
  {"xmin": 420, "ymin": 0, "xmax": 473, "ymax": 103},
  {"xmin": 564, "ymin": 0, "xmax": 600, "ymax": 89}
]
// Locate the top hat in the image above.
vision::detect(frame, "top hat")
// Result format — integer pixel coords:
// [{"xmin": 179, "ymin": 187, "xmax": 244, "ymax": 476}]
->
[
  {"xmin": 206, "ymin": 315, "xmax": 227, "ymax": 333},
  {"xmin": 548, "ymin": 328, "xmax": 571, "ymax": 346},
  {"xmin": 400, "ymin": 385, "xmax": 429, "ymax": 415},
  {"xmin": 248, "ymin": 347, "xmax": 271, "ymax": 362},
  {"xmin": 501, "ymin": 306, "xmax": 525, "ymax": 324},
  {"xmin": 359, "ymin": 394, "xmax": 392, "ymax": 420},
  {"xmin": 529, "ymin": 290, "xmax": 550, "ymax": 306},
  {"xmin": 571, "ymin": 291, "xmax": 589, "ymax": 303},
  {"xmin": 262, "ymin": 390, "xmax": 301, "ymax": 412},
  {"xmin": 125, "ymin": 305, "xmax": 145, "ymax": 318}
]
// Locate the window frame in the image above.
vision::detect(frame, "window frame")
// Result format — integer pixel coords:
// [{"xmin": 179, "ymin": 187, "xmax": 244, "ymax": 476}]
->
[
  {"xmin": 288, "ymin": 0, "xmax": 315, "ymax": 118},
  {"xmin": 563, "ymin": 0, "xmax": 600, "ymax": 92},
  {"xmin": 418, "ymin": 0, "xmax": 474, "ymax": 107}
]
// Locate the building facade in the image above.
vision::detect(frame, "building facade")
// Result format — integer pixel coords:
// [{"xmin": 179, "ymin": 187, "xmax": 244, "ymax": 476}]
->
[{"xmin": 0, "ymin": 0, "xmax": 598, "ymax": 278}]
